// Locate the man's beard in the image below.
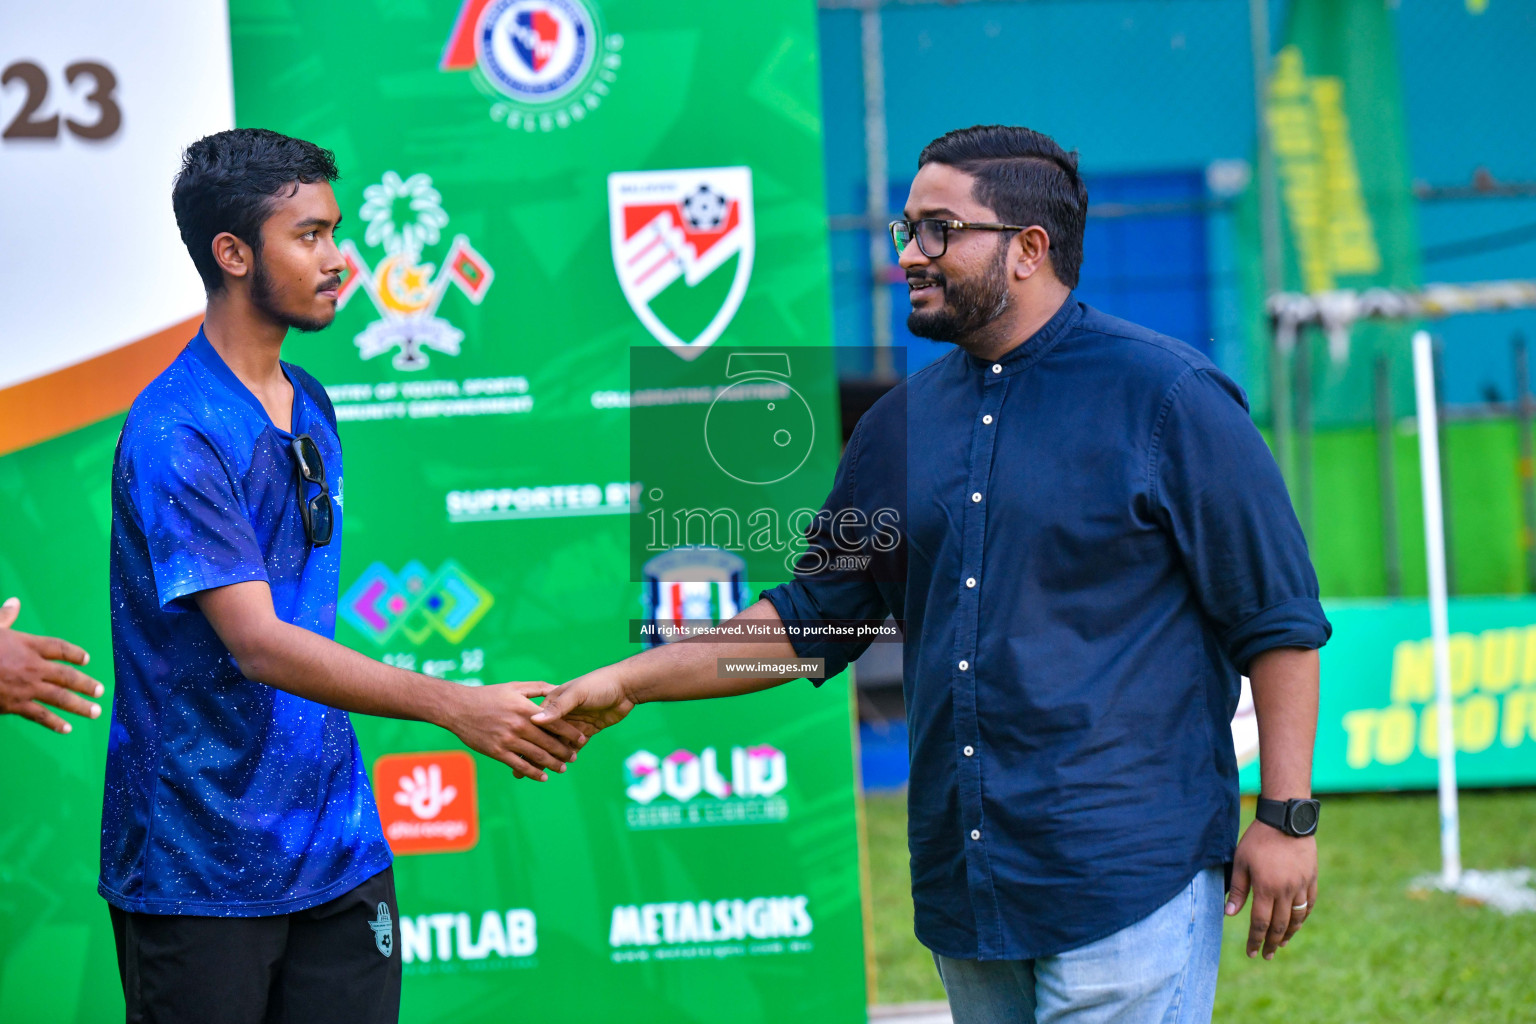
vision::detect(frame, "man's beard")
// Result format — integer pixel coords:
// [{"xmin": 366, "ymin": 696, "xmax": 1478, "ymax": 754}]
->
[
  {"xmin": 906, "ymin": 239, "xmax": 1010, "ymax": 344},
  {"xmin": 251, "ymin": 254, "xmax": 335, "ymax": 334}
]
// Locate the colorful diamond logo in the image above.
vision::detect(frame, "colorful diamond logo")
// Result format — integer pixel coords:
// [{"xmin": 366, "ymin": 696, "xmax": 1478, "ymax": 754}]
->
[{"xmin": 341, "ymin": 560, "xmax": 495, "ymax": 646}]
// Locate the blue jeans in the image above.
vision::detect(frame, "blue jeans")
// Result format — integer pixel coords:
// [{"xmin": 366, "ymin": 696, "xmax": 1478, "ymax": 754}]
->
[{"xmin": 934, "ymin": 866, "xmax": 1224, "ymax": 1024}]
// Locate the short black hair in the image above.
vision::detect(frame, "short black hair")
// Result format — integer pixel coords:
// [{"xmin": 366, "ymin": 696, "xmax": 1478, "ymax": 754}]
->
[
  {"xmin": 918, "ymin": 125, "xmax": 1088, "ymax": 289},
  {"xmin": 172, "ymin": 128, "xmax": 340, "ymax": 293}
]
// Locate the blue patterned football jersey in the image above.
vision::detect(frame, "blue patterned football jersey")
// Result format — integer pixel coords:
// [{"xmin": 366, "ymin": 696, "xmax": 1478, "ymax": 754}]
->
[{"xmin": 101, "ymin": 327, "xmax": 390, "ymax": 916}]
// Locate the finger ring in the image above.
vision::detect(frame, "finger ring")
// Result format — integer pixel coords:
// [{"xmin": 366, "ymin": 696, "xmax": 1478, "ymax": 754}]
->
[{"xmin": 1292, "ymin": 901, "xmax": 1309, "ymax": 911}]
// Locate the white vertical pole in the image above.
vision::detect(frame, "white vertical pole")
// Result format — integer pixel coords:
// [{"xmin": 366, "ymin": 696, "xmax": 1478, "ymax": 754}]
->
[{"xmin": 1412, "ymin": 330, "xmax": 1462, "ymax": 888}]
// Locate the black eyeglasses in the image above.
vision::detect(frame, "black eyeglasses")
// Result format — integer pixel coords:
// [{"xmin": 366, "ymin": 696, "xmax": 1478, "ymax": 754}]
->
[
  {"xmin": 888, "ymin": 218, "xmax": 1030, "ymax": 259},
  {"xmin": 290, "ymin": 434, "xmax": 334, "ymax": 547}
]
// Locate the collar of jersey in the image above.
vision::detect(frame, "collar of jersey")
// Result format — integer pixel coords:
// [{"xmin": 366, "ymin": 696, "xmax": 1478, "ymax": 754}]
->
[{"xmin": 188, "ymin": 326, "xmax": 305, "ymax": 438}]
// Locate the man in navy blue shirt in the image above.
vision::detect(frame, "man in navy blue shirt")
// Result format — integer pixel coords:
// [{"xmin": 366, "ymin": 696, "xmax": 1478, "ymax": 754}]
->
[
  {"xmin": 538, "ymin": 125, "xmax": 1330, "ymax": 1022},
  {"xmin": 103, "ymin": 129, "xmax": 588, "ymax": 1024}
]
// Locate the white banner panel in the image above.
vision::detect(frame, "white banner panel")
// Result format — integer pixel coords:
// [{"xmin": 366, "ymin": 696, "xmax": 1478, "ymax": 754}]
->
[{"xmin": 0, "ymin": 0, "xmax": 234, "ymax": 390}]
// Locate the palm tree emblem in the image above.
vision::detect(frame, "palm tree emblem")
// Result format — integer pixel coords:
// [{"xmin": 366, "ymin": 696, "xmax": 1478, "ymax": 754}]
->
[{"xmin": 336, "ymin": 171, "xmax": 495, "ymax": 371}]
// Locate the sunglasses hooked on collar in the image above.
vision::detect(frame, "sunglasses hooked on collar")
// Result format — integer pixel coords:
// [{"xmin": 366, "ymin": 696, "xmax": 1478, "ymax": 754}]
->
[{"xmin": 290, "ymin": 434, "xmax": 335, "ymax": 547}]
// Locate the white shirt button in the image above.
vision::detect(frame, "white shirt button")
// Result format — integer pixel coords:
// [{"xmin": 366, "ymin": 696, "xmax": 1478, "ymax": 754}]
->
[
  {"xmin": 991, "ymin": 364, "xmax": 1002, "ymax": 374},
  {"xmin": 971, "ymin": 492, "xmax": 982, "ymax": 503},
  {"xmin": 970, "ymin": 829, "xmax": 982, "ymax": 840},
  {"xmin": 982, "ymin": 414, "xmax": 993, "ymax": 425},
  {"xmin": 966, "ymin": 577, "xmax": 976, "ymax": 588},
  {"xmin": 964, "ymin": 745, "xmax": 975, "ymax": 757},
  {"xmin": 958, "ymin": 660, "xmax": 969, "ymax": 671}
]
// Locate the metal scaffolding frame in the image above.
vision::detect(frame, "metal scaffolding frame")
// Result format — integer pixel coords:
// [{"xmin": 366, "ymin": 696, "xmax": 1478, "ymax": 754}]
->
[{"xmin": 1267, "ymin": 279, "xmax": 1536, "ymax": 595}]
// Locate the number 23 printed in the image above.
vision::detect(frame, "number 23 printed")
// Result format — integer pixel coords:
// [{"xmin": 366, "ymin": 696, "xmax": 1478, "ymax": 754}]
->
[{"xmin": 3, "ymin": 60, "xmax": 121, "ymax": 141}]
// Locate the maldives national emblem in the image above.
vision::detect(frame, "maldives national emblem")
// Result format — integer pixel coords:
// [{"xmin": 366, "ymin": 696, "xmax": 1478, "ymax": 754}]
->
[
  {"xmin": 337, "ymin": 172, "xmax": 494, "ymax": 371},
  {"xmin": 609, "ymin": 167, "xmax": 754, "ymax": 361}
]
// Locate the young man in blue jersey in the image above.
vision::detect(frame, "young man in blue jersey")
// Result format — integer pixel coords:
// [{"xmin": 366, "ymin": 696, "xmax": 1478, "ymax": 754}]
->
[{"xmin": 102, "ymin": 129, "xmax": 588, "ymax": 1024}]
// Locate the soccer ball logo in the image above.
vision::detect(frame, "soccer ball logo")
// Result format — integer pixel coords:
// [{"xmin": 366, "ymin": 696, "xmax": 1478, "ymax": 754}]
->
[
  {"xmin": 682, "ymin": 185, "xmax": 729, "ymax": 231},
  {"xmin": 609, "ymin": 166, "xmax": 755, "ymax": 359}
]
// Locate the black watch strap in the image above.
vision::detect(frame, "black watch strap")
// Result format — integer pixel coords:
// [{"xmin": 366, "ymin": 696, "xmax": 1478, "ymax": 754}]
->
[{"xmin": 1255, "ymin": 797, "xmax": 1320, "ymax": 837}]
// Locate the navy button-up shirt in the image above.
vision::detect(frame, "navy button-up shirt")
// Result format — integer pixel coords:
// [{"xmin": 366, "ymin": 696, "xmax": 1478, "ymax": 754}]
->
[{"xmin": 764, "ymin": 298, "xmax": 1330, "ymax": 960}]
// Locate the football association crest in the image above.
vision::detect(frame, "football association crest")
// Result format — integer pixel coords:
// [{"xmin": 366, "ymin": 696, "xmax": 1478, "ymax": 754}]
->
[
  {"xmin": 369, "ymin": 902, "xmax": 394, "ymax": 957},
  {"xmin": 337, "ymin": 171, "xmax": 494, "ymax": 371},
  {"xmin": 609, "ymin": 167, "xmax": 755, "ymax": 361},
  {"xmin": 640, "ymin": 547, "xmax": 749, "ymax": 647},
  {"xmin": 441, "ymin": 0, "xmax": 623, "ymax": 133}
]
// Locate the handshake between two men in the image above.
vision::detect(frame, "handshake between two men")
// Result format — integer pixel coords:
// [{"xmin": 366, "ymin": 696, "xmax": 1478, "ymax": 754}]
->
[
  {"xmin": 480, "ymin": 598, "xmax": 797, "ymax": 779},
  {"xmin": 0, "ymin": 577, "xmax": 791, "ymax": 782},
  {"xmin": 170, "ymin": 580, "xmax": 798, "ymax": 783}
]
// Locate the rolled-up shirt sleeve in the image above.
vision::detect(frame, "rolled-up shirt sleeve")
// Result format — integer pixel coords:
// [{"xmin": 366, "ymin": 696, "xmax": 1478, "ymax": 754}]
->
[
  {"xmin": 762, "ymin": 418, "xmax": 892, "ymax": 681},
  {"xmin": 1151, "ymin": 368, "xmax": 1331, "ymax": 671}
]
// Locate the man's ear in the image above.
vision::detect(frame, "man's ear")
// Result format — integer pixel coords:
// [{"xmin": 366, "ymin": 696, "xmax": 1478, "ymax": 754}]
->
[
  {"xmin": 1012, "ymin": 225, "xmax": 1052, "ymax": 282},
  {"xmin": 211, "ymin": 231, "xmax": 253, "ymax": 283}
]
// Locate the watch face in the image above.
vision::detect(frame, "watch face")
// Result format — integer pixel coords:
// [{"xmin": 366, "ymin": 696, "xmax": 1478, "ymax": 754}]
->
[{"xmin": 1290, "ymin": 801, "xmax": 1319, "ymax": 835}]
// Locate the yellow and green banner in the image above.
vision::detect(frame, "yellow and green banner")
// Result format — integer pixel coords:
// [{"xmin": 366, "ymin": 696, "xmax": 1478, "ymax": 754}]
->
[
  {"xmin": 1238, "ymin": 598, "xmax": 1536, "ymax": 794},
  {"xmin": 1240, "ymin": 0, "xmax": 1422, "ymax": 426}
]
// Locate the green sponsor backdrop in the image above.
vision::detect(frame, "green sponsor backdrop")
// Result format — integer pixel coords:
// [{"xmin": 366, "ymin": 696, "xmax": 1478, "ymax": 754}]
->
[
  {"xmin": 0, "ymin": 2, "xmax": 866, "ymax": 1021},
  {"xmin": 1238, "ymin": 598, "xmax": 1536, "ymax": 794},
  {"xmin": 229, "ymin": 0, "xmax": 865, "ymax": 1020}
]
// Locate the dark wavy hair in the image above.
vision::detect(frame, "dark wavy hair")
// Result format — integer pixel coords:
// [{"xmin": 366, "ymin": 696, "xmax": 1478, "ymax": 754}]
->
[
  {"xmin": 172, "ymin": 128, "xmax": 339, "ymax": 293},
  {"xmin": 918, "ymin": 125, "xmax": 1088, "ymax": 289}
]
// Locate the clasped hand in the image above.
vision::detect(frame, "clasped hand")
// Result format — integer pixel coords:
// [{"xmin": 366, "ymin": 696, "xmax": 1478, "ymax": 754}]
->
[
  {"xmin": 444, "ymin": 680, "xmax": 594, "ymax": 781},
  {"xmin": 532, "ymin": 665, "xmax": 635, "ymax": 733},
  {"xmin": 444, "ymin": 663, "xmax": 636, "ymax": 781}
]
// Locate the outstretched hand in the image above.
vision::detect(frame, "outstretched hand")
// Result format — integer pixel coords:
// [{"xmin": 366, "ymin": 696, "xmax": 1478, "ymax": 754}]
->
[
  {"xmin": 0, "ymin": 597, "xmax": 103, "ymax": 734},
  {"xmin": 443, "ymin": 680, "xmax": 589, "ymax": 781},
  {"xmin": 532, "ymin": 666, "xmax": 635, "ymax": 735}
]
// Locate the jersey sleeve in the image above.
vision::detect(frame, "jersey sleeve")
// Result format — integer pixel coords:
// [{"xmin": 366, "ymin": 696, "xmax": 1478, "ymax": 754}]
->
[{"xmin": 120, "ymin": 421, "xmax": 270, "ymax": 608}]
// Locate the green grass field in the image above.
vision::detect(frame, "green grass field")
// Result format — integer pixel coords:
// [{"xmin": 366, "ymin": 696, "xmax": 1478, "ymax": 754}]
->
[{"xmin": 863, "ymin": 789, "xmax": 1536, "ymax": 1021}]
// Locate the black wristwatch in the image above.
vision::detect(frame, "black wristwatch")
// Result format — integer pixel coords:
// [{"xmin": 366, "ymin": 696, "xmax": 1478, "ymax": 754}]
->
[{"xmin": 1255, "ymin": 797, "xmax": 1320, "ymax": 837}]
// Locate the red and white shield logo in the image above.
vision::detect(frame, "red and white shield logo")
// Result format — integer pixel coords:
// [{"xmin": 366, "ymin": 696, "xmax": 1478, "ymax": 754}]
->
[{"xmin": 608, "ymin": 166, "xmax": 754, "ymax": 361}]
